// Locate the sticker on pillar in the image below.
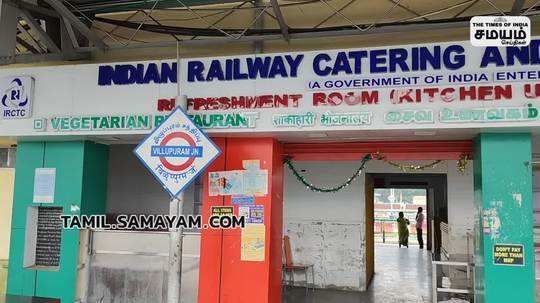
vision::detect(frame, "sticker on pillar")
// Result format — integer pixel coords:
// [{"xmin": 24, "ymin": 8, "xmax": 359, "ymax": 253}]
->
[
  {"xmin": 232, "ymin": 195, "xmax": 254, "ymax": 205},
  {"xmin": 241, "ymin": 224, "xmax": 266, "ymax": 262},
  {"xmin": 482, "ymin": 208, "xmax": 501, "ymax": 239},
  {"xmin": 238, "ymin": 205, "xmax": 264, "ymax": 224},
  {"xmin": 134, "ymin": 107, "xmax": 221, "ymax": 197},
  {"xmin": 247, "ymin": 205, "xmax": 264, "ymax": 224},
  {"xmin": 211, "ymin": 206, "xmax": 233, "ymax": 217},
  {"xmin": 33, "ymin": 168, "xmax": 56, "ymax": 203},
  {"xmin": 493, "ymin": 244, "xmax": 524, "ymax": 266},
  {"xmin": 238, "ymin": 206, "xmax": 250, "ymax": 220}
]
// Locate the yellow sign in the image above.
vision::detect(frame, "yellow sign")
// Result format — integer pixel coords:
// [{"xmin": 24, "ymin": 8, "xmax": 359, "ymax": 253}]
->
[
  {"xmin": 211, "ymin": 206, "xmax": 233, "ymax": 217},
  {"xmin": 241, "ymin": 224, "xmax": 266, "ymax": 262}
]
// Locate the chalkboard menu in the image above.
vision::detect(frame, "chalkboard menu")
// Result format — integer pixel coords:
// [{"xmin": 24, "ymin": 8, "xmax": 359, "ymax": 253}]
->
[{"xmin": 35, "ymin": 206, "xmax": 63, "ymax": 267}]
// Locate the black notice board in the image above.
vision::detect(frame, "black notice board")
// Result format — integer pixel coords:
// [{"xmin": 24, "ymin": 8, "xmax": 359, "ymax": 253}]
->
[
  {"xmin": 35, "ymin": 206, "xmax": 63, "ymax": 267},
  {"xmin": 493, "ymin": 244, "xmax": 525, "ymax": 266}
]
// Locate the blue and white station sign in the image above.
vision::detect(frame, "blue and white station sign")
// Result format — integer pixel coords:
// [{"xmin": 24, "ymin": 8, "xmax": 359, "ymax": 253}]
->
[{"xmin": 134, "ymin": 107, "xmax": 221, "ymax": 197}]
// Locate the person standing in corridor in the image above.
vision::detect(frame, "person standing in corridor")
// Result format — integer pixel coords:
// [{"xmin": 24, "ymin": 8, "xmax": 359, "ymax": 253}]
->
[
  {"xmin": 397, "ymin": 212, "xmax": 410, "ymax": 248},
  {"xmin": 416, "ymin": 207, "xmax": 424, "ymax": 249}
]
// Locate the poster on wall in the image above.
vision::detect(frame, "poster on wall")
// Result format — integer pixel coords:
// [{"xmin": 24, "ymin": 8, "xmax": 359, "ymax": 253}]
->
[
  {"xmin": 33, "ymin": 168, "xmax": 56, "ymax": 203},
  {"xmin": 241, "ymin": 224, "xmax": 266, "ymax": 262},
  {"xmin": 243, "ymin": 170, "xmax": 268, "ymax": 196},
  {"xmin": 247, "ymin": 205, "xmax": 264, "ymax": 224},
  {"xmin": 242, "ymin": 159, "xmax": 268, "ymax": 196},
  {"xmin": 208, "ymin": 170, "xmax": 244, "ymax": 196},
  {"xmin": 238, "ymin": 206, "xmax": 250, "ymax": 220},
  {"xmin": 242, "ymin": 159, "xmax": 260, "ymax": 170},
  {"xmin": 238, "ymin": 205, "xmax": 264, "ymax": 224},
  {"xmin": 211, "ymin": 206, "xmax": 234, "ymax": 217},
  {"xmin": 223, "ymin": 170, "xmax": 244, "ymax": 195},
  {"xmin": 232, "ymin": 195, "xmax": 254, "ymax": 205},
  {"xmin": 493, "ymin": 244, "xmax": 525, "ymax": 266},
  {"xmin": 208, "ymin": 159, "xmax": 269, "ymax": 197}
]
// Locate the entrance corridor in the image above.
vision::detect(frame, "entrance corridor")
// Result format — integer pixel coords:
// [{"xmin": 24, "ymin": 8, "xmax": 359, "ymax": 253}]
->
[{"xmin": 283, "ymin": 244, "xmax": 431, "ymax": 303}]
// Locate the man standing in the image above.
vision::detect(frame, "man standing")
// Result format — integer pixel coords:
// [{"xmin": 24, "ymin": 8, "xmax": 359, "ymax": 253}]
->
[{"xmin": 416, "ymin": 207, "xmax": 424, "ymax": 249}]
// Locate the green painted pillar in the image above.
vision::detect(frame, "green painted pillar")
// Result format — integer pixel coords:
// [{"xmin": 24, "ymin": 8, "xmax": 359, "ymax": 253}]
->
[
  {"xmin": 7, "ymin": 141, "xmax": 108, "ymax": 302},
  {"xmin": 474, "ymin": 133, "xmax": 534, "ymax": 303}
]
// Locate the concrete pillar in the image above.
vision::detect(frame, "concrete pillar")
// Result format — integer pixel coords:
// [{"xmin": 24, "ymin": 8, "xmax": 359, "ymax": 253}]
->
[
  {"xmin": 0, "ymin": 0, "xmax": 18, "ymax": 58},
  {"xmin": 473, "ymin": 133, "xmax": 534, "ymax": 303},
  {"xmin": 7, "ymin": 141, "xmax": 109, "ymax": 302},
  {"xmin": 198, "ymin": 138, "xmax": 284, "ymax": 303}
]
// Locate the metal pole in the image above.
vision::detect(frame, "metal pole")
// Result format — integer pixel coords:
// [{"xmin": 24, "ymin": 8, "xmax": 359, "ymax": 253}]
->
[
  {"xmin": 168, "ymin": 196, "xmax": 184, "ymax": 303},
  {"xmin": 382, "ymin": 222, "xmax": 385, "ymax": 243},
  {"xmin": 167, "ymin": 41, "xmax": 186, "ymax": 303}
]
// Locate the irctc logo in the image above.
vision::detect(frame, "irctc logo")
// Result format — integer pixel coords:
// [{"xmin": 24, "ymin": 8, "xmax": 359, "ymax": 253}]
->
[
  {"xmin": 1, "ymin": 77, "xmax": 33, "ymax": 119},
  {"xmin": 157, "ymin": 98, "xmax": 176, "ymax": 111},
  {"xmin": 2, "ymin": 78, "xmax": 28, "ymax": 107}
]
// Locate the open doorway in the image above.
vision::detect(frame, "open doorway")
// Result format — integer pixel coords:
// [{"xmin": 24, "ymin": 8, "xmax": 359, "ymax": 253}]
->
[
  {"xmin": 365, "ymin": 173, "xmax": 448, "ymax": 300},
  {"xmin": 373, "ymin": 188, "xmax": 427, "ymax": 246}
]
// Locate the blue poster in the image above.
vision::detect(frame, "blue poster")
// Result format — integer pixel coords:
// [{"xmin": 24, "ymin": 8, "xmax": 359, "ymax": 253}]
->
[{"xmin": 232, "ymin": 195, "xmax": 254, "ymax": 205}]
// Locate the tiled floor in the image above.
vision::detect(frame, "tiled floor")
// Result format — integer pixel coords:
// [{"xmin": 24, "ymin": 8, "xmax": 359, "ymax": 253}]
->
[{"xmin": 283, "ymin": 244, "xmax": 433, "ymax": 303}]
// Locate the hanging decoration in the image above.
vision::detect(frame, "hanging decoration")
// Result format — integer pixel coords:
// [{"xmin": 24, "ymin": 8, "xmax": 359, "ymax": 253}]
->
[
  {"xmin": 284, "ymin": 154, "xmax": 372, "ymax": 193},
  {"xmin": 286, "ymin": 151, "xmax": 468, "ymax": 193},
  {"xmin": 457, "ymin": 153, "xmax": 471, "ymax": 173},
  {"xmin": 373, "ymin": 152, "xmax": 442, "ymax": 172}
]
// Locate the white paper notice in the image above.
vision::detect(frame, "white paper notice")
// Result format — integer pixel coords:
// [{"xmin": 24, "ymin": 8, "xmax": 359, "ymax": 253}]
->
[
  {"xmin": 33, "ymin": 168, "xmax": 56, "ymax": 203},
  {"xmin": 243, "ymin": 169, "xmax": 268, "ymax": 196}
]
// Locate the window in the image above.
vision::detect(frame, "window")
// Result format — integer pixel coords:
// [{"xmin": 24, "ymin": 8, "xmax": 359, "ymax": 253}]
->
[
  {"xmin": 0, "ymin": 148, "xmax": 15, "ymax": 168},
  {"xmin": 193, "ymin": 176, "xmax": 203, "ymax": 216}
]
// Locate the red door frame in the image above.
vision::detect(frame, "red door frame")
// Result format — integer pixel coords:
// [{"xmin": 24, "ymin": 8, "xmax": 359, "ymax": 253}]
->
[{"xmin": 283, "ymin": 140, "xmax": 473, "ymax": 161}]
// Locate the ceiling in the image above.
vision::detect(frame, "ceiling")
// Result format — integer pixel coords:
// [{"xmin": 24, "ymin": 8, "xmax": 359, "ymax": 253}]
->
[{"xmin": 10, "ymin": 0, "xmax": 540, "ymax": 60}]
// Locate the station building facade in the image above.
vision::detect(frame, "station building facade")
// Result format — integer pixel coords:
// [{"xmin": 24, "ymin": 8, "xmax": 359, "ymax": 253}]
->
[{"xmin": 0, "ymin": 38, "xmax": 539, "ymax": 303}]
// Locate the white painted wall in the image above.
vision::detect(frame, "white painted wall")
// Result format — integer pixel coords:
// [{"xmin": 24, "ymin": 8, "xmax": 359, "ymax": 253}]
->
[
  {"xmin": 446, "ymin": 160, "xmax": 475, "ymax": 257},
  {"xmin": 0, "ymin": 168, "xmax": 14, "ymax": 260},
  {"xmin": 284, "ymin": 161, "xmax": 366, "ymax": 290},
  {"xmin": 106, "ymin": 145, "xmax": 196, "ymax": 215},
  {"xmin": 283, "ymin": 159, "xmax": 474, "ymax": 291}
]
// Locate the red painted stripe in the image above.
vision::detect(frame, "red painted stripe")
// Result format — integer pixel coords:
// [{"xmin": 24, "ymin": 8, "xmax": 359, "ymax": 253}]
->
[{"xmin": 283, "ymin": 140, "xmax": 473, "ymax": 160}]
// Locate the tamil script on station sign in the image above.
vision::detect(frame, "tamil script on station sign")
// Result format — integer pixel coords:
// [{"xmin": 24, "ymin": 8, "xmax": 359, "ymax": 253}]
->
[{"xmin": 134, "ymin": 107, "xmax": 221, "ymax": 197}]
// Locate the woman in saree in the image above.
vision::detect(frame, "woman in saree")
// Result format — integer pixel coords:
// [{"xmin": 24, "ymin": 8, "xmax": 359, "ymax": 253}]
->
[{"xmin": 397, "ymin": 211, "xmax": 410, "ymax": 248}]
